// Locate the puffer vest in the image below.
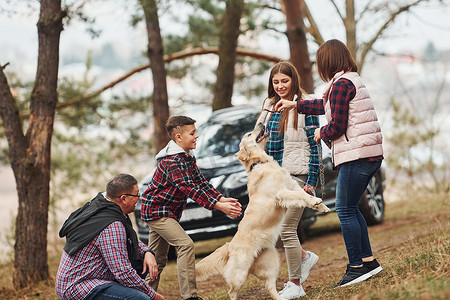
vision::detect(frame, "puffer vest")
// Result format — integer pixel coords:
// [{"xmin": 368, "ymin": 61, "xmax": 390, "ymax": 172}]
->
[
  {"xmin": 257, "ymin": 97, "xmax": 310, "ymax": 175},
  {"xmin": 323, "ymin": 71, "xmax": 383, "ymax": 166}
]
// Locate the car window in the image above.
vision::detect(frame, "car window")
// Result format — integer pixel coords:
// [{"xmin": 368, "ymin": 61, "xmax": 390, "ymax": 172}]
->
[{"xmin": 196, "ymin": 115, "xmax": 258, "ymax": 159}]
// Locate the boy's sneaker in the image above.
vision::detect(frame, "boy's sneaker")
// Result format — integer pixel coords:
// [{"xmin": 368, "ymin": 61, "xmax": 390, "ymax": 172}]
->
[
  {"xmin": 278, "ymin": 281, "xmax": 306, "ymax": 299},
  {"xmin": 363, "ymin": 259, "xmax": 383, "ymax": 276},
  {"xmin": 334, "ymin": 265, "xmax": 373, "ymax": 288},
  {"xmin": 300, "ymin": 251, "xmax": 319, "ymax": 284}
]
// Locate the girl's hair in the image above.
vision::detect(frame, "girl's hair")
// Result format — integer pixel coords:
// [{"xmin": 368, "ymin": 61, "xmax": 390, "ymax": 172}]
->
[
  {"xmin": 267, "ymin": 61, "xmax": 301, "ymax": 133},
  {"xmin": 316, "ymin": 39, "xmax": 358, "ymax": 82}
]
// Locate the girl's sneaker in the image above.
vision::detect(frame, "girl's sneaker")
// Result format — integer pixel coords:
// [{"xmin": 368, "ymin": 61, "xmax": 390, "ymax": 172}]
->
[
  {"xmin": 363, "ymin": 259, "xmax": 383, "ymax": 276},
  {"xmin": 334, "ymin": 265, "xmax": 372, "ymax": 288},
  {"xmin": 278, "ymin": 281, "xmax": 306, "ymax": 299},
  {"xmin": 300, "ymin": 251, "xmax": 319, "ymax": 284}
]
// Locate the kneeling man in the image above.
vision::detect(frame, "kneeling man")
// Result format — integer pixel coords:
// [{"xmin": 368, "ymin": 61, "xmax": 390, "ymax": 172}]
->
[{"xmin": 56, "ymin": 173, "xmax": 164, "ymax": 300}]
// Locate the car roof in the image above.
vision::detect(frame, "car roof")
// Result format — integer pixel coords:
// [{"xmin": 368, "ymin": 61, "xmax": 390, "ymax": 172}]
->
[{"xmin": 203, "ymin": 106, "xmax": 260, "ymax": 125}]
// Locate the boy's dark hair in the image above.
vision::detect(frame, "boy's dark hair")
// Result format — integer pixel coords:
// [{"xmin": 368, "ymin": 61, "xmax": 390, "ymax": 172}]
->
[
  {"xmin": 165, "ymin": 116, "xmax": 196, "ymax": 139},
  {"xmin": 106, "ymin": 173, "xmax": 138, "ymax": 198}
]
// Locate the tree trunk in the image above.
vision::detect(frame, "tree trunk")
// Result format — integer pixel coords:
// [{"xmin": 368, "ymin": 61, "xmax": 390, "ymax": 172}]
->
[
  {"xmin": 212, "ymin": 0, "xmax": 244, "ymax": 111},
  {"xmin": 344, "ymin": 0, "xmax": 357, "ymax": 63},
  {"xmin": 282, "ymin": 0, "xmax": 314, "ymax": 94},
  {"xmin": 0, "ymin": 0, "xmax": 64, "ymax": 289},
  {"xmin": 140, "ymin": 0, "xmax": 170, "ymax": 152}
]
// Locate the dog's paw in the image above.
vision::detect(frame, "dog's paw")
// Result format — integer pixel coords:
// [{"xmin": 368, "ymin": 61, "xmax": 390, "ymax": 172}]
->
[{"xmin": 316, "ymin": 203, "xmax": 330, "ymax": 213}]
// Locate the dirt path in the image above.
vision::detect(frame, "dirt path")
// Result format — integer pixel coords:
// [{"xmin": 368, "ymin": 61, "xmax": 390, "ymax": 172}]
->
[{"xmin": 158, "ymin": 205, "xmax": 449, "ymax": 299}]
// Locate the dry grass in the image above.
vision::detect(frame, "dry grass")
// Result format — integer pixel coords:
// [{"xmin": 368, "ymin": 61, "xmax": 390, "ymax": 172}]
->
[{"xmin": 0, "ymin": 191, "xmax": 449, "ymax": 299}]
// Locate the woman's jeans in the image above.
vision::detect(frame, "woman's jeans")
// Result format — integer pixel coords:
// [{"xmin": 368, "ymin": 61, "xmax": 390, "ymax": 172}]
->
[{"xmin": 335, "ymin": 159, "xmax": 382, "ymax": 267}]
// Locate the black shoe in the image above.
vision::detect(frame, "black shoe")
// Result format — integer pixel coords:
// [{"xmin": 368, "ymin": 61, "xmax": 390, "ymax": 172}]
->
[
  {"xmin": 186, "ymin": 298, "xmax": 203, "ymax": 300},
  {"xmin": 363, "ymin": 259, "xmax": 383, "ymax": 276},
  {"xmin": 334, "ymin": 265, "xmax": 373, "ymax": 288}
]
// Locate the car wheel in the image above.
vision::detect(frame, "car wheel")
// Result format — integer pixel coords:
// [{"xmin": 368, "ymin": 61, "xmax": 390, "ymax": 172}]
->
[{"xmin": 358, "ymin": 172, "xmax": 384, "ymax": 225}]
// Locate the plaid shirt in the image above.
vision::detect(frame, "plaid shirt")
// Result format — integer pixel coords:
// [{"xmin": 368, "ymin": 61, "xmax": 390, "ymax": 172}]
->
[
  {"xmin": 55, "ymin": 221, "xmax": 155, "ymax": 300},
  {"xmin": 297, "ymin": 78, "xmax": 382, "ymax": 163},
  {"xmin": 266, "ymin": 111, "xmax": 319, "ymax": 187},
  {"xmin": 266, "ymin": 111, "xmax": 284, "ymax": 165},
  {"xmin": 141, "ymin": 152, "xmax": 222, "ymax": 222},
  {"xmin": 304, "ymin": 114, "xmax": 320, "ymax": 187},
  {"xmin": 297, "ymin": 79, "xmax": 355, "ymax": 141}
]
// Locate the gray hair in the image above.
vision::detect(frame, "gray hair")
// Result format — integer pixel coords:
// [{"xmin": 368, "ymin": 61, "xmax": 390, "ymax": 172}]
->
[{"xmin": 106, "ymin": 173, "xmax": 138, "ymax": 198}]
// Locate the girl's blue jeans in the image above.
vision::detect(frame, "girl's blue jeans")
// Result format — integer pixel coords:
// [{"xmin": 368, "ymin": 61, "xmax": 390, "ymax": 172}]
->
[{"xmin": 335, "ymin": 159, "xmax": 382, "ymax": 267}]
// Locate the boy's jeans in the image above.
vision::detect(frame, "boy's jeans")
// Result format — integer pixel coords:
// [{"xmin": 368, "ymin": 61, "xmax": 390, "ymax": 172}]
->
[
  {"xmin": 147, "ymin": 217, "xmax": 198, "ymax": 300},
  {"xmin": 335, "ymin": 159, "xmax": 382, "ymax": 267}
]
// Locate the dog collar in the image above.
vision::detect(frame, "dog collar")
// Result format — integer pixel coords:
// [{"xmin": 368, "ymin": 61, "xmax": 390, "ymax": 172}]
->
[{"xmin": 250, "ymin": 162, "xmax": 262, "ymax": 172}]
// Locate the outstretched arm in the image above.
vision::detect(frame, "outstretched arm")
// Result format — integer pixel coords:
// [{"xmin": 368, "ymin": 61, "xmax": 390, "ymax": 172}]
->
[{"xmin": 214, "ymin": 197, "xmax": 242, "ymax": 218}]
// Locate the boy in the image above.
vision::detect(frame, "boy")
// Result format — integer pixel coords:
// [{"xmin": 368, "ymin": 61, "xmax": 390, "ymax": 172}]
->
[{"xmin": 141, "ymin": 115, "xmax": 242, "ymax": 300}]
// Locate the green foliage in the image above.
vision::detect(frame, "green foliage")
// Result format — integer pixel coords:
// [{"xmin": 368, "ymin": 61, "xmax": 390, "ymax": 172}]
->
[
  {"xmin": 234, "ymin": 56, "xmax": 270, "ymax": 100},
  {"xmin": 0, "ymin": 213, "xmax": 15, "ymax": 261},
  {"xmin": 386, "ymin": 97, "xmax": 447, "ymax": 192},
  {"xmin": 1, "ymin": 54, "xmax": 155, "ymax": 231}
]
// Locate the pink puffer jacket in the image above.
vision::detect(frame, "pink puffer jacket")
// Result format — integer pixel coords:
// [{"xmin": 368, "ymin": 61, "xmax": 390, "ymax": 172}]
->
[{"xmin": 323, "ymin": 71, "xmax": 383, "ymax": 166}]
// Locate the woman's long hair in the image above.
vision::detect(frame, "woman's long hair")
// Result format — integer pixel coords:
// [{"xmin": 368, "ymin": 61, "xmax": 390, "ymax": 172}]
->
[
  {"xmin": 316, "ymin": 39, "xmax": 358, "ymax": 82},
  {"xmin": 267, "ymin": 61, "xmax": 302, "ymax": 134}
]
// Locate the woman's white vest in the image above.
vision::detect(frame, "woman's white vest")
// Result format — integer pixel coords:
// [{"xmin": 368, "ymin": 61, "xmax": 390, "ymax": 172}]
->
[
  {"xmin": 323, "ymin": 71, "xmax": 383, "ymax": 167},
  {"xmin": 257, "ymin": 97, "xmax": 310, "ymax": 175}
]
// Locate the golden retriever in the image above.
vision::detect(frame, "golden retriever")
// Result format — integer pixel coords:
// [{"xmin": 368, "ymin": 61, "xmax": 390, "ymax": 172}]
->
[{"xmin": 195, "ymin": 122, "xmax": 330, "ymax": 300}]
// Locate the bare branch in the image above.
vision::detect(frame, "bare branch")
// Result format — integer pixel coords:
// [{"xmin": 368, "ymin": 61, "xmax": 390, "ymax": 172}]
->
[
  {"xmin": 302, "ymin": 0, "xmax": 324, "ymax": 45},
  {"xmin": 0, "ymin": 65, "xmax": 26, "ymax": 147},
  {"xmin": 359, "ymin": 0, "xmax": 426, "ymax": 70},
  {"xmin": 356, "ymin": 1, "xmax": 373, "ymax": 23},
  {"xmin": 329, "ymin": 0, "xmax": 344, "ymax": 21},
  {"xmin": 59, "ymin": 46, "xmax": 282, "ymax": 109}
]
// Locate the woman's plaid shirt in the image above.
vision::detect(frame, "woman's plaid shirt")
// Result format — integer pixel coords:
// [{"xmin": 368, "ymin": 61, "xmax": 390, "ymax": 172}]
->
[
  {"xmin": 55, "ymin": 221, "xmax": 154, "ymax": 300},
  {"xmin": 141, "ymin": 152, "xmax": 222, "ymax": 222}
]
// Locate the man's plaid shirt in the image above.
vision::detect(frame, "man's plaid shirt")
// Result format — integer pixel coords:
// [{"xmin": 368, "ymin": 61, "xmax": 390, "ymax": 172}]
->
[
  {"xmin": 141, "ymin": 152, "xmax": 222, "ymax": 222},
  {"xmin": 55, "ymin": 221, "xmax": 155, "ymax": 300}
]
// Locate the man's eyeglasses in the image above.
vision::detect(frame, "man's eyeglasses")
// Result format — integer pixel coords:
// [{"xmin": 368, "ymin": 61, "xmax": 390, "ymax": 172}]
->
[{"xmin": 122, "ymin": 193, "xmax": 141, "ymax": 198}]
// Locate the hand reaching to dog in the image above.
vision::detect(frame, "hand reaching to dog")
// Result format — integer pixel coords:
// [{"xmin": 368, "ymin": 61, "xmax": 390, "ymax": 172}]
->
[
  {"xmin": 275, "ymin": 99, "xmax": 297, "ymax": 111},
  {"xmin": 303, "ymin": 184, "xmax": 316, "ymax": 196},
  {"xmin": 214, "ymin": 197, "xmax": 242, "ymax": 218}
]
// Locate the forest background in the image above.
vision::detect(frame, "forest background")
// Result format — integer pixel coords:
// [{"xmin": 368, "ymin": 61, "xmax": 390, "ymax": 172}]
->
[{"xmin": 0, "ymin": 0, "xmax": 449, "ymax": 291}]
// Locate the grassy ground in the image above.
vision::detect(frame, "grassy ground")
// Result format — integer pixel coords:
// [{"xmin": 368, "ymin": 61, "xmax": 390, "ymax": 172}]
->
[{"xmin": 0, "ymin": 190, "xmax": 449, "ymax": 299}]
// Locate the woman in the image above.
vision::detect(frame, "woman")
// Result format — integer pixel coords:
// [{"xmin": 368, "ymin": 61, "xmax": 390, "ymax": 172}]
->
[
  {"xmin": 256, "ymin": 61, "xmax": 321, "ymax": 299},
  {"xmin": 276, "ymin": 40, "xmax": 383, "ymax": 288}
]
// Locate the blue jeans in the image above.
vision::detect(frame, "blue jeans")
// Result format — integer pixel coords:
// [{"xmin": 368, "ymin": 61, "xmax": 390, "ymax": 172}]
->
[
  {"xmin": 335, "ymin": 159, "xmax": 382, "ymax": 267},
  {"xmin": 86, "ymin": 282, "xmax": 151, "ymax": 300}
]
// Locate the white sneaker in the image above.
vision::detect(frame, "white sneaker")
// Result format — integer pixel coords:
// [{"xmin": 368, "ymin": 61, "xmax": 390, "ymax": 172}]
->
[
  {"xmin": 278, "ymin": 281, "xmax": 306, "ymax": 299},
  {"xmin": 300, "ymin": 251, "xmax": 319, "ymax": 284}
]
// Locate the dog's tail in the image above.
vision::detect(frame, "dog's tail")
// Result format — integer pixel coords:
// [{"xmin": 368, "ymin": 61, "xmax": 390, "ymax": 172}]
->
[{"xmin": 196, "ymin": 242, "xmax": 230, "ymax": 281}]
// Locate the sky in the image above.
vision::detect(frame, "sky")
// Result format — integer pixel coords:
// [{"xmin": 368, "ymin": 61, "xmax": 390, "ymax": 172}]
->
[{"xmin": 1, "ymin": 0, "xmax": 450, "ymax": 72}]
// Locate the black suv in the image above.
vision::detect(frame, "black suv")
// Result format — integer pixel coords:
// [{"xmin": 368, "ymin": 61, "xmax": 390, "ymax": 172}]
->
[{"xmin": 134, "ymin": 106, "xmax": 385, "ymax": 244}]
